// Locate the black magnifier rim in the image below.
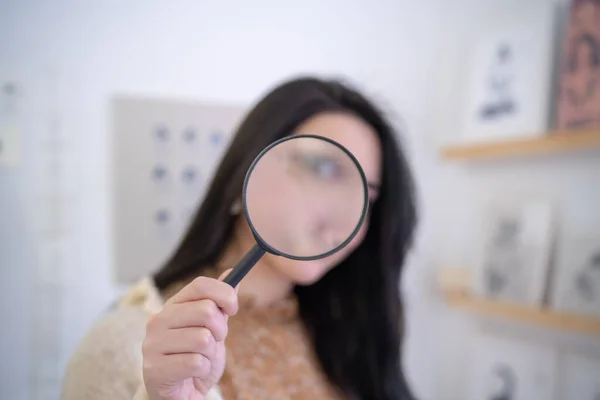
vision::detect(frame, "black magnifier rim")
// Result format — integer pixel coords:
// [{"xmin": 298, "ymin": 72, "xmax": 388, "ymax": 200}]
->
[{"xmin": 241, "ymin": 134, "xmax": 369, "ymax": 261}]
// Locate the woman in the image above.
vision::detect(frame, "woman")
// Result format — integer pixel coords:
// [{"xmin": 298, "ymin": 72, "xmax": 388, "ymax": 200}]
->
[{"xmin": 61, "ymin": 76, "xmax": 418, "ymax": 400}]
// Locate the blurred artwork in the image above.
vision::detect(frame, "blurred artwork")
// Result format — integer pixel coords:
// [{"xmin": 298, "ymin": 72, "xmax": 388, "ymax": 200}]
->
[
  {"xmin": 475, "ymin": 201, "xmax": 555, "ymax": 305},
  {"xmin": 467, "ymin": 333, "xmax": 557, "ymax": 400},
  {"xmin": 112, "ymin": 97, "xmax": 246, "ymax": 283},
  {"xmin": 477, "ymin": 43, "xmax": 520, "ymax": 122},
  {"xmin": 560, "ymin": 353, "xmax": 600, "ymax": 399},
  {"xmin": 551, "ymin": 234, "xmax": 600, "ymax": 317},
  {"xmin": 460, "ymin": 6, "xmax": 556, "ymax": 143},
  {"xmin": 0, "ymin": 80, "xmax": 21, "ymax": 168},
  {"xmin": 482, "ymin": 363, "xmax": 517, "ymax": 400},
  {"xmin": 556, "ymin": 0, "xmax": 600, "ymax": 130}
]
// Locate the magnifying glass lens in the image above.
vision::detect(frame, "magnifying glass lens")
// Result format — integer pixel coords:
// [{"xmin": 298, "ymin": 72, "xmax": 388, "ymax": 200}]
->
[{"xmin": 245, "ymin": 136, "xmax": 367, "ymax": 258}]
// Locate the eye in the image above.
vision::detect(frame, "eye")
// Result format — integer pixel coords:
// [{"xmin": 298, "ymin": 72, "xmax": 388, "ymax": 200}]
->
[
  {"xmin": 291, "ymin": 151, "xmax": 343, "ymax": 181},
  {"xmin": 306, "ymin": 155, "xmax": 340, "ymax": 179}
]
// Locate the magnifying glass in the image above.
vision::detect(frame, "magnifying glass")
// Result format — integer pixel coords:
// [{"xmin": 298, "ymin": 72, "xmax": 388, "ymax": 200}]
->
[{"xmin": 223, "ymin": 134, "xmax": 369, "ymax": 287}]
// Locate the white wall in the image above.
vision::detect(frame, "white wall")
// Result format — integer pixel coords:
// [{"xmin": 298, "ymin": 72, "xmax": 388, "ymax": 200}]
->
[{"xmin": 0, "ymin": 1, "xmax": 444, "ymax": 399}]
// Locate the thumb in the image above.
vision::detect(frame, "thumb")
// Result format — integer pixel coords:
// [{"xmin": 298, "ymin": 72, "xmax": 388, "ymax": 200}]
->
[{"xmin": 218, "ymin": 268, "xmax": 240, "ymax": 294}]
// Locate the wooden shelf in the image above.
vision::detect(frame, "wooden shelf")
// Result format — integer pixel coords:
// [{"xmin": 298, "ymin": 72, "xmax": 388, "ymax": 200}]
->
[
  {"xmin": 441, "ymin": 128, "xmax": 600, "ymax": 161},
  {"xmin": 443, "ymin": 290, "xmax": 600, "ymax": 337}
]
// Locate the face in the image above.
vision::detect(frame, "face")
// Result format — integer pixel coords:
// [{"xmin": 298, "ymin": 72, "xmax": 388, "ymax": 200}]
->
[{"xmin": 244, "ymin": 111, "xmax": 382, "ymax": 285}]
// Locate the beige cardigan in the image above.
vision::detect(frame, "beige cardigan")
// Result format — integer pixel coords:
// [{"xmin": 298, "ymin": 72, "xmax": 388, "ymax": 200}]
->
[{"xmin": 61, "ymin": 277, "xmax": 223, "ymax": 400}]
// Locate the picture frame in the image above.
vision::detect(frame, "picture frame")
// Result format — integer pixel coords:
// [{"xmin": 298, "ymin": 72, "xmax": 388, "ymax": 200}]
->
[
  {"xmin": 555, "ymin": 0, "xmax": 600, "ymax": 131},
  {"xmin": 459, "ymin": 5, "xmax": 557, "ymax": 143},
  {"xmin": 551, "ymin": 233, "xmax": 600, "ymax": 317},
  {"xmin": 474, "ymin": 200, "xmax": 556, "ymax": 306}
]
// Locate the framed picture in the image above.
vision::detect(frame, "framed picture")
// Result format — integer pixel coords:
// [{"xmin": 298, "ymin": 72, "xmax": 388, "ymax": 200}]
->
[
  {"xmin": 555, "ymin": 0, "xmax": 600, "ymax": 131},
  {"xmin": 551, "ymin": 233, "xmax": 600, "ymax": 317},
  {"xmin": 474, "ymin": 200, "xmax": 555, "ymax": 305},
  {"xmin": 559, "ymin": 352, "xmax": 600, "ymax": 399},
  {"xmin": 460, "ymin": 6, "xmax": 557, "ymax": 142},
  {"xmin": 466, "ymin": 333, "xmax": 557, "ymax": 400}
]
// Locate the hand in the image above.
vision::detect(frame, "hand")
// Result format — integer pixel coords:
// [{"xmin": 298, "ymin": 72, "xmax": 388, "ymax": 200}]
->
[{"xmin": 142, "ymin": 270, "xmax": 239, "ymax": 400}]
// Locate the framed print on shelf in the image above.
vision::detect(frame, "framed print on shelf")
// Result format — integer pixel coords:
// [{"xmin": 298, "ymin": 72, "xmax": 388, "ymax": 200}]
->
[
  {"xmin": 474, "ymin": 200, "xmax": 556, "ymax": 306},
  {"xmin": 459, "ymin": 5, "xmax": 557, "ymax": 143},
  {"xmin": 555, "ymin": 0, "xmax": 600, "ymax": 131},
  {"xmin": 551, "ymin": 233, "xmax": 600, "ymax": 317}
]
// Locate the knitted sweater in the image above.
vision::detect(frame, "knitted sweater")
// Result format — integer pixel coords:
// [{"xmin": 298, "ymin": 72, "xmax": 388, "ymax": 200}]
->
[
  {"xmin": 61, "ymin": 277, "xmax": 342, "ymax": 400},
  {"xmin": 61, "ymin": 277, "xmax": 222, "ymax": 400}
]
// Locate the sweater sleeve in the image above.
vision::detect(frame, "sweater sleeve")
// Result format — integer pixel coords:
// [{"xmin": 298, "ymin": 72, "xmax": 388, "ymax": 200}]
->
[
  {"xmin": 61, "ymin": 305, "xmax": 224, "ymax": 400},
  {"xmin": 61, "ymin": 306, "xmax": 150, "ymax": 400}
]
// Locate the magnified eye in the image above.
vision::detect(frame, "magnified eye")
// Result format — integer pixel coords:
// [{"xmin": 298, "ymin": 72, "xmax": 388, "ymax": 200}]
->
[
  {"xmin": 306, "ymin": 155, "xmax": 339, "ymax": 179},
  {"xmin": 292, "ymin": 151, "xmax": 343, "ymax": 181}
]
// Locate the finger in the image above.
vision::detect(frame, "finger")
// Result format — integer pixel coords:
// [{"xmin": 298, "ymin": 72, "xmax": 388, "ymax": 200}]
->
[
  {"xmin": 156, "ymin": 301, "xmax": 228, "ymax": 341},
  {"xmin": 157, "ymin": 300, "xmax": 227, "ymax": 342},
  {"xmin": 148, "ymin": 353, "xmax": 210, "ymax": 382},
  {"xmin": 157, "ymin": 327, "xmax": 217, "ymax": 359},
  {"xmin": 167, "ymin": 275, "xmax": 239, "ymax": 316}
]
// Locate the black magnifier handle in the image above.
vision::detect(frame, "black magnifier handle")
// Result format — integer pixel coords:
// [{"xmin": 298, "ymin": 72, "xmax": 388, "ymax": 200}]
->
[{"xmin": 223, "ymin": 243, "xmax": 266, "ymax": 287}]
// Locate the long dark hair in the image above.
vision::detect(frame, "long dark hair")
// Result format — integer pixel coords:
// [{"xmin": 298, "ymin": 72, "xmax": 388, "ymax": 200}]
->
[{"xmin": 154, "ymin": 76, "xmax": 418, "ymax": 400}]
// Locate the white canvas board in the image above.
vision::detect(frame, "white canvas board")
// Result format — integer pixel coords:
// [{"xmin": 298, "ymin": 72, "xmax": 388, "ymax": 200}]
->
[
  {"xmin": 459, "ymin": 4, "xmax": 556, "ymax": 143},
  {"xmin": 474, "ymin": 200, "xmax": 555, "ymax": 305},
  {"xmin": 551, "ymin": 233, "xmax": 600, "ymax": 318},
  {"xmin": 112, "ymin": 96, "xmax": 246, "ymax": 283}
]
